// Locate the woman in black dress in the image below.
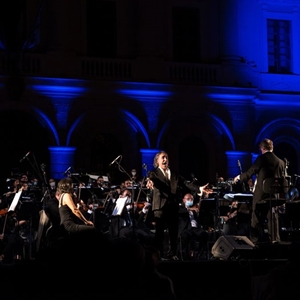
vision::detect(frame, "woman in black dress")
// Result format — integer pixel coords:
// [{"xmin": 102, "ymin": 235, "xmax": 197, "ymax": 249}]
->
[{"xmin": 57, "ymin": 177, "xmax": 95, "ymax": 234}]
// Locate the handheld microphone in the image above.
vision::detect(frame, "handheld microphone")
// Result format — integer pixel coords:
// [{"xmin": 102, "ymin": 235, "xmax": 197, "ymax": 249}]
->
[
  {"xmin": 109, "ymin": 155, "xmax": 121, "ymax": 166},
  {"xmin": 63, "ymin": 166, "xmax": 72, "ymax": 174},
  {"xmin": 20, "ymin": 152, "xmax": 31, "ymax": 163}
]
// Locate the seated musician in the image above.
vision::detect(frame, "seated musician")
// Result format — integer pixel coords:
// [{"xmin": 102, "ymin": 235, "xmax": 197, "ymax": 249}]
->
[
  {"xmin": 48, "ymin": 178, "xmax": 57, "ymax": 198},
  {"xmin": 0, "ymin": 181, "xmax": 29, "ymax": 263},
  {"xmin": 2, "ymin": 179, "xmax": 22, "ymax": 206},
  {"xmin": 108, "ymin": 188, "xmax": 155, "ymax": 246},
  {"xmin": 178, "ymin": 193, "xmax": 209, "ymax": 260},
  {"xmin": 93, "ymin": 176, "xmax": 110, "ymax": 190},
  {"xmin": 221, "ymin": 199, "xmax": 251, "ymax": 237}
]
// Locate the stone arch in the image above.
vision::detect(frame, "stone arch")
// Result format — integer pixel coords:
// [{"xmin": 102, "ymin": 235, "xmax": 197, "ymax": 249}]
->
[
  {"xmin": 68, "ymin": 108, "xmax": 150, "ymax": 184},
  {"xmin": 157, "ymin": 111, "xmax": 235, "ymax": 150},
  {"xmin": 256, "ymin": 118, "xmax": 300, "ymax": 175},
  {"xmin": 156, "ymin": 110, "xmax": 235, "ymax": 182}
]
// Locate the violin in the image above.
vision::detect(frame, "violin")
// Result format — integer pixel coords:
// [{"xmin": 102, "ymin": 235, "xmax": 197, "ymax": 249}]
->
[
  {"xmin": 135, "ymin": 201, "xmax": 147, "ymax": 210},
  {"xmin": 0, "ymin": 208, "xmax": 8, "ymax": 216},
  {"xmin": 78, "ymin": 200, "xmax": 89, "ymax": 212},
  {"xmin": 188, "ymin": 203, "xmax": 200, "ymax": 214}
]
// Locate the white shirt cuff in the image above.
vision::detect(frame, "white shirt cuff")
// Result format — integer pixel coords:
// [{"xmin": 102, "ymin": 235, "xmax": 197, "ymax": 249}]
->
[{"xmin": 198, "ymin": 187, "xmax": 203, "ymax": 196}]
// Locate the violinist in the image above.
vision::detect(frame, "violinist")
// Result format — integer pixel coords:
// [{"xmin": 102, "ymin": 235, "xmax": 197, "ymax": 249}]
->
[
  {"xmin": 178, "ymin": 193, "xmax": 209, "ymax": 261},
  {"xmin": 108, "ymin": 187, "xmax": 155, "ymax": 245},
  {"xmin": 221, "ymin": 198, "xmax": 251, "ymax": 237},
  {"xmin": 56, "ymin": 177, "xmax": 96, "ymax": 236},
  {"xmin": 107, "ymin": 187, "xmax": 131, "ymax": 238},
  {"xmin": 2, "ymin": 179, "xmax": 22, "ymax": 207},
  {"xmin": 0, "ymin": 192, "xmax": 26, "ymax": 263}
]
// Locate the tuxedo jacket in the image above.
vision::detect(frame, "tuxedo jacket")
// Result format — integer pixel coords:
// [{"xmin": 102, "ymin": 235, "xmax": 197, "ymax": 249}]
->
[
  {"xmin": 148, "ymin": 168, "xmax": 199, "ymax": 212},
  {"xmin": 240, "ymin": 151, "xmax": 285, "ymax": 206}
]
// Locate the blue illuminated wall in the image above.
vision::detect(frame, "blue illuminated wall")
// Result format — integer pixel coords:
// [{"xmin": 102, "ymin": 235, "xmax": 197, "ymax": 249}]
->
[
  {"xmin": 48, "ymin": 146, "xmax": 76, "ymax": 179},
  {"xmin": 29, "ymin": 76, "xmax": 300, "ymax": 181},
  {"xmin": 29, "ymin": 78, "xmax": 88, "ymax": 179},
  {"xmin": 4, "ymin": 0, "xmax": 300, "ymax": 183}
]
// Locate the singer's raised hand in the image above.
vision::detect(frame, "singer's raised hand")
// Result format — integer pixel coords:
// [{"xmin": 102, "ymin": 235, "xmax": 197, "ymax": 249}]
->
[
  {"xmin": 146, "ymin": 178, "xmax": 154, "ymax": 190},
  {"xmin": 233, "ymin": 175, "xmax": 240, "ymax": 184},
  {"xmin": 198, "ymin": 183, "xmax": 213, "ymax": 197}
]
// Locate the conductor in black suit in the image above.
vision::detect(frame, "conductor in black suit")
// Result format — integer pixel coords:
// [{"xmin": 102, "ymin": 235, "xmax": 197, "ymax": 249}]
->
[
  {"xmin": 147, "ymin": 150, "xmax": 211, "ymax": 260},
  {"xmin": 233, "ymin": 138, "xmax": 285, "ymax": 244}
]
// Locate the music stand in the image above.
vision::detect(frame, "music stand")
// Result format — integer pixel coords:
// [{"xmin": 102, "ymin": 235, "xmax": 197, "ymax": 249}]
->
[{"xmin": 263, "ymin": 177, "xmax": 288, "ymax": 242}]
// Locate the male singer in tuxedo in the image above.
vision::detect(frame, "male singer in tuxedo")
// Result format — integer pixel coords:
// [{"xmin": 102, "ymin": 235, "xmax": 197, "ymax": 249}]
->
[
  {"xmin": 147, "ymin": 150, "xmax": 211, "ymax": 260},
  {"xmin": 233, "ymin": 139, "xmax": 285, "ymax": 244}
]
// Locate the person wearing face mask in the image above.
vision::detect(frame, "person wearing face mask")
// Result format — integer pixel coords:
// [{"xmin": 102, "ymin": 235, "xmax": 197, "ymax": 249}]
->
[
  {"xmin": 30, "ymin": 177, "xmax": 40, "ymax": 188},
  {"xmin": 131, "ymin": 169, "xmax": 138, "ymax": 182},
  {"xmin": 48, "ymin": 178, "xmax": 57, "ymax": 197},
  {"xmin": 130, "ymin": 168, "xmax": 143, "ymax": 192},
  {"xmin": 49, "ymin": 178, "xmax": 56, "ymax": 189},
  {"xmin": 178, "ymin": 193, "xmax": 209, "ymax": 260}
]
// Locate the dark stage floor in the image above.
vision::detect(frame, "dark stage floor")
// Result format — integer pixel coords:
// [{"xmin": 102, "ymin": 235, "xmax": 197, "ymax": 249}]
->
[
  {"xmin": 159, "ymin": 259, "xmax": 289, "ymax": 300},
  {"xmin": 0, "ymin": 240, "xmax": 295, "ymax": 300},
  {"xmin": 159, "ymin": 240, "xmax": 295, "ymax": 300}
]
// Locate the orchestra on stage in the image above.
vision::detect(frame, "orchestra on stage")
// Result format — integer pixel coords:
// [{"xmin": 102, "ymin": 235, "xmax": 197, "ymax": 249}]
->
[{"xmin": 0, "ymin": 166, "xmax": 300, "ymax": 263}]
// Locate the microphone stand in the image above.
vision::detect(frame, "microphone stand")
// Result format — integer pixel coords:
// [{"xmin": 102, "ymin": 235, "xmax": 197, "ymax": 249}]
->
[
  {"xmin": 214, "ymin": 174, "xmax": 222, "ymax": 239},
  {"xmin": 134, "ymin": 164, "xmax": 149, "ymax": 204},
  {"xmin": 238, "ymin": 160, "xmax": 246, "ymax": 192},
  {"xmin": 40, "ymin": 164, "xmax": 51, "ymax": 207}
]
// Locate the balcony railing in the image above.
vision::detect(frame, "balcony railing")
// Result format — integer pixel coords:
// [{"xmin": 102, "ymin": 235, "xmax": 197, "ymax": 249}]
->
[{"xmin": 0, "ymin": 52, "xmax": 230, "ymax": 87}]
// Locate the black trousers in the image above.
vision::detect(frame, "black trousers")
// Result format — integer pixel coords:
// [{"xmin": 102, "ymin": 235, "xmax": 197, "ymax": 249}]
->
[
  {"xmin": 153, "ymin": 202, "xmax": 178, "ymax": 256},
  {"xmin": 251, "ymin": 202, "xmax": 280, "ymax": 243}
]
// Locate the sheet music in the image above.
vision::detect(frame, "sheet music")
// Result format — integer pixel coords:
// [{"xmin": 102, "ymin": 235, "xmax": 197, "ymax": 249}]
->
[
  {"xmin": 8, "ymin": 191, "xmax": 22, "ymax": 212},
  {"xmin": 111, "ymin": 196, "xmax": 128, "ymax": 216},
  {"xmin": 223, "ymin": 193, "xmax": 253, "ymax": 201},
  {"xmin": 102, "ymin": 176, "xmax": 109, "ymax": 182},
  {"xmin": 234, "ymin": 193, "xmax": 253, "ymax": 197}
]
